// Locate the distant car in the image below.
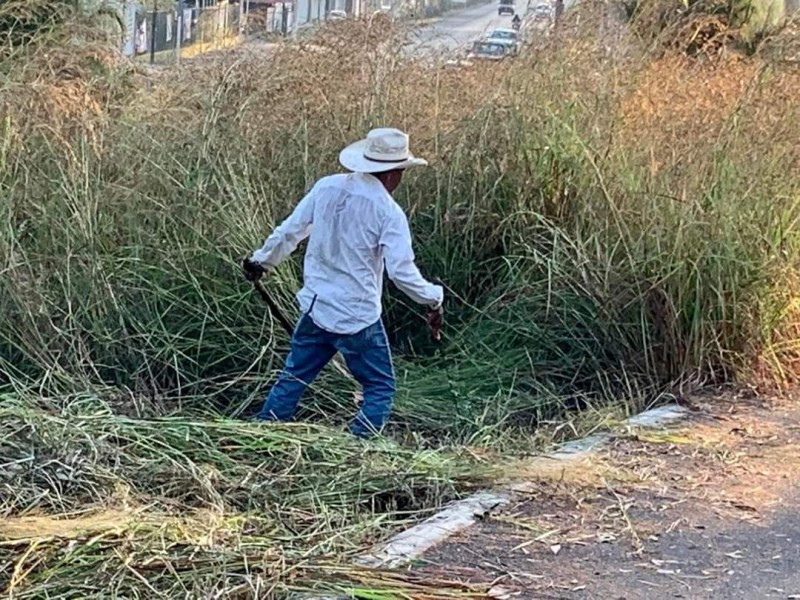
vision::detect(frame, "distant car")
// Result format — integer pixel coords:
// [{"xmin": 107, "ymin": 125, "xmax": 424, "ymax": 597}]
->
[
  {"xmin": 529, "ymin": 2, "xmax": 552, "ymax": 22},
  {"xmin": 327, "ymin": 9, "xmax": 347, "ymax": 19},
  {"xmin": 486, "ymin": 28, "xmax": 519, "ymax": 54},
  {"xmin": 466, "ymin": 40, "xmax": 510, "ymax": 61},
  {"xmin": 498, "ymin": 0, "xmax": 515, "ymax": 16},
  {"xmin": 487, "ymin": 27, "xmax": 519, "ymax": 44}
]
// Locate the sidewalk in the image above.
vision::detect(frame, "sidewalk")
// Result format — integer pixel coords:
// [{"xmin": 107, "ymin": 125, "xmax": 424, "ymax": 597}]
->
[
  {"xmin": 416, "ymin": 391, "xmax": 800, "ymax": 598},
  {"xmin": 132, "ymin": 33, "xmax": 244, "ymax": 66}
]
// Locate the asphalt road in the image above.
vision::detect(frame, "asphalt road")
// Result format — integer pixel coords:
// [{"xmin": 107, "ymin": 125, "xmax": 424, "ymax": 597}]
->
[
  {"xmin": 419, "ymin": 397, "xmax": 800, "ymax": 599},
  {"xmin": 407, "ymin": 1, "xmax": 516, "ymax": 55},
  {"xmin": 406, "ymin": 0, "xmax": 580, "ymax": 57}
]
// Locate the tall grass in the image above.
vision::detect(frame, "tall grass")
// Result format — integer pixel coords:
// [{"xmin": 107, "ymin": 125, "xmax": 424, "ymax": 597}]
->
[
  {"xmin": 3, "ymin": 12, "xmax": 800, "ymax": 433},
  {"xmin": 2, "ymin": 3, "xmax": 800, "ymax": 595}
]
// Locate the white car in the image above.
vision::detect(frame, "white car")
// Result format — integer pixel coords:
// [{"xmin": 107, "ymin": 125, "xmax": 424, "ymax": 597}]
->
[
  {"xmin": 485, "ymin": 28, "xmax": 519, "ymax": 54},
  {"xmin": 498, "ymin": 0, "xmax": 515, "ymax": 16},
  {"xmin": 487, "ymin": 27, "xmax": 519, "ymax": 43},
  {"xmin": 528, "ymin": 2, "xmax": 553, "ymax": 23},
  {"xmin": 466, "ymin": 40, "xmax": 510, "ymax": 61}
]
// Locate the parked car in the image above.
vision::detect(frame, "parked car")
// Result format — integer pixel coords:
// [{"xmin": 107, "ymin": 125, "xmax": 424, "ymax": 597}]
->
[
  {"xmin": 327, "ymin": 9, "xmax": 347, "ymax": 20},
  {"xmin": 498, "ymin": 0, "xmax": 515, "ymax": 16},
  {"xmin": 487, "ymin": 27, "xmax": 519, "ymax": 44},
  {"xmin": 467, "ymin": 40, "xmax": 511, "ymax": 61},
  {"xmin": 528, "ymin": 2, "xmax": 552, "ymax": 23},
  {"xmin": 485, "ymin": 27, "xmax": 519, "ymax": 54}
]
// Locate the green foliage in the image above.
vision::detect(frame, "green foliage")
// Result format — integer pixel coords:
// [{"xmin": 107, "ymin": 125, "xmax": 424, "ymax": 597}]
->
[
  {"xmin": 0, "ymin": 390, "xmax": 491, "ymax": 596},
  {"xmin": 2, "ymin": 23, "xmax": 800, "ymax": 442}
]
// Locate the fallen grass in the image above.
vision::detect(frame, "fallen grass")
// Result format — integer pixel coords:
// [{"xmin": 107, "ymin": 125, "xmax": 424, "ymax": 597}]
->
[{"xmin": 0, "ymin": 390, "xmax": 497, "ymax": 596}]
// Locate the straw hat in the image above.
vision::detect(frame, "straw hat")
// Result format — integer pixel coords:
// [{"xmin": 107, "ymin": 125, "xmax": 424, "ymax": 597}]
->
[{"xmin": 339, "ymin": 128, "xmax": 428, "ymax": 174}]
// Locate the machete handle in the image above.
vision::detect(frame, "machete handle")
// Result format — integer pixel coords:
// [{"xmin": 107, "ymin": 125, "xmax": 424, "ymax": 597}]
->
[{"xmin": 252, "ymin": 278, "xmax": 296, "ymax": 337}]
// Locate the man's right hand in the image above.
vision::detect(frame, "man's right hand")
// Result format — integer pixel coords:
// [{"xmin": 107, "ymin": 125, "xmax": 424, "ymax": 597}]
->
[
  {"xmin": 242, "ymin": 257, "xmax": 266, "ymax": 282},
  {"xmin": 426, "ymin": 303, "xmax": 444, "ymax": 342}
]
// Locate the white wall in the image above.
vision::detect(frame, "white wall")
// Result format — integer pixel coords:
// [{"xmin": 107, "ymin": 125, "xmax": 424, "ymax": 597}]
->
[{"xmin": 296, "ymin": 0, "xmax": 325, "ymax": 25}]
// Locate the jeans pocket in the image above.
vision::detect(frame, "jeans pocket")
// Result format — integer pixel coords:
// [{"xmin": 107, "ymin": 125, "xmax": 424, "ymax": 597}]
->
[
  {"xmin": 361, "ymin": 319, "xmax": 387, "ymax": 349},
  {"xmin": 294, "ymin": 314, "xmax": 314, "ymax": 337}
]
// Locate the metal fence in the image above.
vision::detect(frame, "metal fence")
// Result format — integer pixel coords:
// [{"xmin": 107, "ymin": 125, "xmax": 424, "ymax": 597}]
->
[
  {"xmin": 245, "ymin": 1, "xmax": 295, "ymax": 35},
  {"xmin": 121, "ymin": 1, "xmax": 243, "ymax": 62}
]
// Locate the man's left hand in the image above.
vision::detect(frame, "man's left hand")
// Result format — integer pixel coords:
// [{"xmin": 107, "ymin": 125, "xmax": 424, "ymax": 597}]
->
[{"xmin": 242, "ymin": 257, "xmax": 266, "ymax": 282}]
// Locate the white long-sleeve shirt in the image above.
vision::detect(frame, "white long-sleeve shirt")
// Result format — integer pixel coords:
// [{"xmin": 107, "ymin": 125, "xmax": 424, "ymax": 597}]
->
[{"xmin": 250, "ymin": 172, "xmax": 443, "ymax": 335}]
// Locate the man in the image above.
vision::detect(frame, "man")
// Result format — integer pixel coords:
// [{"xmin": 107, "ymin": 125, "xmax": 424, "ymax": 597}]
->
[{"xmin": 242, "ymin": 128, "xmax": 444, "ymax": 438}]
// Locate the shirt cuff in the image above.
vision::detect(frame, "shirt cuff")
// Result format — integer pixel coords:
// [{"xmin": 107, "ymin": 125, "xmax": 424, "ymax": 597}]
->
[
  {"xmin": 430, "ymin": 286, "xmax": 444, "ymax": 309},
  {"xmin": 250, "ymin": 251, "xmax": 271, "ymax": 267}
]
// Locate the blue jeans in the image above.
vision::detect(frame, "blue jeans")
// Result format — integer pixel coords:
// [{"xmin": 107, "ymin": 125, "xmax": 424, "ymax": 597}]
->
[{"xmin": 257, "ymin": 314, "xmax": 396, "ymax": 437}]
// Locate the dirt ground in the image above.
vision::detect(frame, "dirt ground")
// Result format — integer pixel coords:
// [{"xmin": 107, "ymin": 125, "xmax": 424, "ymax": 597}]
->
[{"xmin": 418, "ymin": 390, "xmax": 800, "ymax": 599}]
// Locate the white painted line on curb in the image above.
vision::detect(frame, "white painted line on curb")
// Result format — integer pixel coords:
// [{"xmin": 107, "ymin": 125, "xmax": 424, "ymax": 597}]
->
[
  {"xmin": 548, "ymin": 433, "xmax": 607, "ymax": 460},
  {"xmin": 355, "ymin": 404, "xmax": 688, "ymax": 569},
  {"xmin": 355, "ymin": 491, "xmax": 510, "ymax": 568},
  {"xmin": 546, "ymin": 405, "xmax": 688, "ymax": 460},
  {"xmin": 626, "ymin": 404, "xmax": 687, "ymax": 428}
]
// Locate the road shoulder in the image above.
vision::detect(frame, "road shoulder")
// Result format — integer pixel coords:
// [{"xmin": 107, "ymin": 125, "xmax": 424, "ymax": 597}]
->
[{"xmin": 417, "ymin": 391, "xmax": 800, "ymax": 599}]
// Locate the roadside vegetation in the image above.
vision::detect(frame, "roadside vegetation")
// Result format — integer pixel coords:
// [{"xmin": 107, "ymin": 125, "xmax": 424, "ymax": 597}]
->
[{"xmin": 2, "ymin": 0, "xmax": 800, "ymax": 596}]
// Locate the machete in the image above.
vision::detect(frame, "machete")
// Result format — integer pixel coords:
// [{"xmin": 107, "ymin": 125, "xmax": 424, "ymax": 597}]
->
[{"xmin": 253, "ymin": 278, "xmax": 296, "ymax": 335}]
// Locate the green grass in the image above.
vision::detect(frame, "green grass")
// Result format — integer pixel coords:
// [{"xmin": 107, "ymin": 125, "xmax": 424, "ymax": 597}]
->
[{"xmin": 2, "ymin": 3, "xmax": 800, "ymax": 596}]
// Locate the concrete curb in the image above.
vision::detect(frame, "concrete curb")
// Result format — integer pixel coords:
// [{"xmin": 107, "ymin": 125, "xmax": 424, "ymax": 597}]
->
[
  {"xmin": 355, "ymin": 490, "xmax": 510, "ymax": 568},
  {"xmin": 303, "ymin": 403, "xmax": 688, "ymax": 598},
  {"xmin": 359, "ymin": 404, "xmax": 688, "ymax": 566}
]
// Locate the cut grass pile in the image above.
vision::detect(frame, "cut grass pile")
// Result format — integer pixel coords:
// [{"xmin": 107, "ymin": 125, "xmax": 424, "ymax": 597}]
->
[
  {"xmin": 1, "ymin": 1, "xmax": 800, "ymax": 595},
  {"xmin": 0, "ymin": 391, "xmax": 495, "ymax": 596}
]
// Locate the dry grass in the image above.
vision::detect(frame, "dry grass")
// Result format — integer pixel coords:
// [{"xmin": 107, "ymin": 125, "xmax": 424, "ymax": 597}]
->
[{"xmin": 619, "ymin": 51, "xmax": 800, "ymax": 182}]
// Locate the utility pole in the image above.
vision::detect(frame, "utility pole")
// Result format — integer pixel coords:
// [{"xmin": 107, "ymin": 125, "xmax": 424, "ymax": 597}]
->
[
  {"xmin": 150, "ymin": 0, "xmax": 158, "ymax": 64},
  {"xmin": 175, "ymin": 1, "xmax": 183, "ymax": 63}
]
